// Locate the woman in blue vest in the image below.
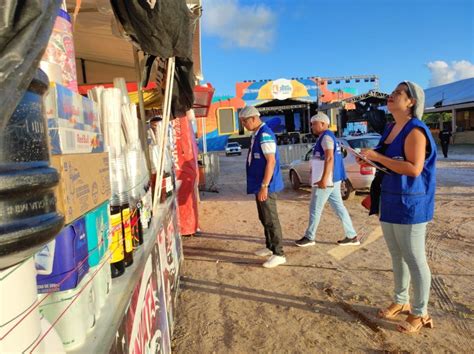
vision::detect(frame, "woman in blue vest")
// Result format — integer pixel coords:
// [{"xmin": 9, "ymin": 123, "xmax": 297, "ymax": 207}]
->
[
  {"xmin": 239, "ymin": 106, "xmax": 286, "ymax": 269},
  {"xmin": 360, "ymin": 81, "xmax": 436, "ymax": 334}
]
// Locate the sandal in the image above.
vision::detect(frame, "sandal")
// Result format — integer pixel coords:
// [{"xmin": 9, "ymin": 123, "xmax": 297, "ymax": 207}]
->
[
  {"xmin": 397, "ymin": 314, "xmax": 434, "ymax": 334},
  {"xmin": 377, "ymin": 303, "xmax": 411, "ymax": 319}
]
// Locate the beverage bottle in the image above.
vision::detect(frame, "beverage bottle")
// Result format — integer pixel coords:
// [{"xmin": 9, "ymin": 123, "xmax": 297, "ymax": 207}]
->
[
  {"xmin": 140, "ymin": 182, "xmax": 151, "ymax": 229},
  {"xmin": 146, "ymin": 181, "xmax": 153, "ymax": 223},
  {"xmin": 135, "ymin": 199, "xmax": 144, "ymax": 245},
  {"xmin": 130, "ymin": 199, "xmax": 143, "ymax": 247},
  {"xmin": 139, "ymin": 190, "xmax": 148, "ymax": 230},
  {"xmin": 121, "ymin": 203, "xmax": 134, "ymax": 267},
  {"xmin": 109, "ymin": 204, "xmax": 125, "ymax": 277}
]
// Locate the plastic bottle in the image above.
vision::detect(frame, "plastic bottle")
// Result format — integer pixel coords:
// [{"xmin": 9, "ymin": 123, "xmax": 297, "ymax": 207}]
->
[
  {"xmin": 140, "ymin": 183, "xmax": 151, "ymax": 230},
  {"xmin": 0, "ymin": 69, "xmax": 64, "ymax": 269}
]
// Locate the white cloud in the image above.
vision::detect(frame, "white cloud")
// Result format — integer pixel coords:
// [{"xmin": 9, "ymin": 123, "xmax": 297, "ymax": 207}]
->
[
  {"xmin": 202, "ymin": 0, "xmax": 276, "ymax": 51},
  {"xmin": 427, "ymin": 60, "xmax": 474, "ymax": 87}
]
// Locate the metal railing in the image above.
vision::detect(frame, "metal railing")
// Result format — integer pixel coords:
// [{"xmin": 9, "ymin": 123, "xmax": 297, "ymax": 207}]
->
[{"xmin": 278, "ymin": 143, "xmax": 313, "ymax": 167}]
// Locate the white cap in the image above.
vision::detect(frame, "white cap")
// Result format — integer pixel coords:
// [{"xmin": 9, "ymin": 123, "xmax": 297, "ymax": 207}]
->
[
  {"xmin": 239, "ymin": 106, "xmax": 260, "ymax": 119},
  {"xmin": 310, "ymin": 112, "xmax": 330, "ymax": 125},
  {"xmin": 402, "ymin": 81, "xmax": 425, "ymax": 118}
]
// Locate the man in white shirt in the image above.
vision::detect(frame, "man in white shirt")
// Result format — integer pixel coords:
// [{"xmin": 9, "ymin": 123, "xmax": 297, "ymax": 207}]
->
[
  {"xmin": 239, "ymin": 106, "xmax": 286, "ymax": 268},
  {"xmin": 295, "ymin": 112, "xmax": 359, "ymax": 247}
]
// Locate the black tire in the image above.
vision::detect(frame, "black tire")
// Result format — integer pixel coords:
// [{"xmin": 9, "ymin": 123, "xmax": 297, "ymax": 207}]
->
[
  {"xmin": 290, "ymin": 170, "xmax": 301, "ymax": 190},
  {"xmin": 341, "ymin": 179, "xmax": 354, "ymax": 200}
]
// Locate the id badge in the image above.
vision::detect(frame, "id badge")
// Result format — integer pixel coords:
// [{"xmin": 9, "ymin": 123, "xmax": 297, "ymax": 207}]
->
[{"xmin": 253, "ymin": 153, "xmax": 261, "ymax": 159}]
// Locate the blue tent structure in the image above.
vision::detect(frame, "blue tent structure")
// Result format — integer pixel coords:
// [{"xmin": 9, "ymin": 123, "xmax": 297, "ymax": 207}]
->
[
  {"xmin": 425, "ymin": 78, "xmax": 474, "ymax": 111},
  {"xmin": 424, "ymin": 78, "xmax": 474, "ymax": 139}
]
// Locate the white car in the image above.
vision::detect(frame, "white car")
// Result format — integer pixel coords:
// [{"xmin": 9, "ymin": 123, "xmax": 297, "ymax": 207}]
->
[
  {"xmin": 225, "ymin": 142, "xmax": 242, "ymax": 156},
  {"xmin": 288, "ymin": 134, "xmax": 381, "ymax": 199}
]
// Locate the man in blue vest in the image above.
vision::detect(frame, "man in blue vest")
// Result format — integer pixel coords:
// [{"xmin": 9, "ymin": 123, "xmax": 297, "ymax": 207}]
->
[
  {"xmin": 295, "ymin": 112, "xmax": 360, "ymax": 247},
  {"xmin": 239, "ymin": 106, "xmax": 286, "ymax": 268}
]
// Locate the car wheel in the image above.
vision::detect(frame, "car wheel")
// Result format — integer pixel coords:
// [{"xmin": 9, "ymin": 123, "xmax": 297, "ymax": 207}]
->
[
  {"xmin": 238, "ymin": 152, "xmax": 241, "ymax": 155},
  {"xmin": 290, "ymin": 170, "xmax": 301, "ymax": 190},
  {"xmin": 341, "ymin": 179, "xmax": 354, "ymax": 200}
]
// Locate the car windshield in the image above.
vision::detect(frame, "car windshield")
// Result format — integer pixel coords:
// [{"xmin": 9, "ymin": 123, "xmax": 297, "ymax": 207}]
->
[
  {"xmin": 227, "ymin": 143, "xmax": 239, "ymax": 147},
  {"xmin": 347, "ymin": 137, "xmax": 380, "ymax": 149}
]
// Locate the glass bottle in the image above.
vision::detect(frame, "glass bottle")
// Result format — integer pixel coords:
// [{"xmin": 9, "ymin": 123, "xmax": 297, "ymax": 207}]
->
[
  {"xmin": 121, "ymin": 203, "xmax": 134, "ymax": 267},
  {"xmin": 109, "ymin": 204, "xmax": 125, "ymax": 278}
]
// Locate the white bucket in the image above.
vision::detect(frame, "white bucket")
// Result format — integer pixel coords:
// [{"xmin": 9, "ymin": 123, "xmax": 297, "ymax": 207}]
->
[
  {"xmin": 38, "ymin": 273, "xmax": 95, "ymax": 351},
  {"xmin": 90, "ymin": 265, "xmax": 102, "ymax": 319},
  {"xmin": 101, "ymin": 250, "xmax": 112, "ymax": 297},
  {"xmin": 0, "ymin": 258, "xmax": 43, "ymax": 353},
  {"xmin": 30, "ymin": 315, "xmax": 66, "ymax": 353},
  {"xmin": 103, "ymin": 253, "xmax": 112, "ymax": 296},
  {"xmin": 91, "ymin": 257, "xmax": 112, "ymax": 319},
  {"xmin": 82, "ymin": 273, "xmax": 96, "ymax": 332}
]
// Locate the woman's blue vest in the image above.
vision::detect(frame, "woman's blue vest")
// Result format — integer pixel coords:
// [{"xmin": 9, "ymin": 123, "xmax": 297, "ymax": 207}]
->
[
  {"xmin": 246, "ymin": 124, "xmax": 284, "ymax": 194},
  {"xmin": 313, "ymin": 130, "xmax": 346, "ymax": 183},
  {"xmin": 379, "ymin": 118, "xmax": 437, "ymax": 224}
]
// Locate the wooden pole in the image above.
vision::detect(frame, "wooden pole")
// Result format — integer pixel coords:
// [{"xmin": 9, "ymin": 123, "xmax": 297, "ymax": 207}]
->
[
  {"xmin": 153, "ymin": 57, "xmax": 175, "ymax": 210},
  {"xmin": 133, "ymin": 49, "xmax": 153, "ymax": 180}
]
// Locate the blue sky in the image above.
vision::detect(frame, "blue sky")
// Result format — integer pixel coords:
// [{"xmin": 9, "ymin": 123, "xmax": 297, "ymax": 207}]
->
[{"xmin": 200, "ymin": 0, "xmax": 474, "ymax": 97}]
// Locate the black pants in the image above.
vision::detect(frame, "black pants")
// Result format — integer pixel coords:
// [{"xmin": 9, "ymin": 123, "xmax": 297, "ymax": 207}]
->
[
  {"xmin": 441, "ymin": 141, "xmax": 449, "ymax": 158},
  {"xmin": 255, "ymin": 193, "xmax": 284, "ymax": 256}
]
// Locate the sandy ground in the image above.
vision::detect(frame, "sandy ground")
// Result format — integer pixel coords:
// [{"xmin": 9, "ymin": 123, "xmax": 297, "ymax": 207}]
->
[{"xmin": 172, "ymin": 145, "xmax": 474, "ymax": 353}]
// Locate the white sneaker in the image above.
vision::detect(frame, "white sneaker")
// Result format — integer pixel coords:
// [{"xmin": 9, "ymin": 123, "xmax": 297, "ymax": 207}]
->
[
  {"xmin": 262, "ymin": 255, "xmax": 286, "ymax": 268},
  {"xmin": 254, "ymin": 248, "xmax": 273, "ymax": 257}
]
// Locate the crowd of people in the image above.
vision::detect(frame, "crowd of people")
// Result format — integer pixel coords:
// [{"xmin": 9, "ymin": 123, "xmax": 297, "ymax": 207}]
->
[{"xmin": 238, "ymin": 81, "xmax": 437, "ymax": 334}]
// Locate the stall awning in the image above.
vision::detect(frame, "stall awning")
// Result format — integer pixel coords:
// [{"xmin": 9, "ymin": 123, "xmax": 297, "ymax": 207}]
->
[
  {"xmin": 66, "ymin": 0, "xmax": 203, "ymax": 84},
  {"xmin": 193, "ymin": 83, "xmax": 215, "ymax": 118}
]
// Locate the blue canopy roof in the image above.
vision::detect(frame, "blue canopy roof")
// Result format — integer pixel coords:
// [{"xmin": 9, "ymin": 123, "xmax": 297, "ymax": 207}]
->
[{"xmin": 425, "ymin": 78, "xmax": 474, "ymax": 109}]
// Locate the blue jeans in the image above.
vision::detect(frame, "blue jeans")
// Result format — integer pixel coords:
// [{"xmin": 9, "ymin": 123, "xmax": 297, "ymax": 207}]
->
[
  {"xmin": 381, "ymin": 221, "xmax": 431, "ymax": 316},
  {"xmin": 304, "ymin": 181, "xmax": 357, "ymax": 240}
]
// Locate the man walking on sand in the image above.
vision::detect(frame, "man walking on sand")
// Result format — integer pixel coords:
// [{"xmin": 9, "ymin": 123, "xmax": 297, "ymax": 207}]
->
[
  {"xmin": 295, "ymin": 112, "xmax": 360, "ymax": 247},
  {"xmin": 239, "ymin": 106, "xmax": 286, "ymax": 268}
]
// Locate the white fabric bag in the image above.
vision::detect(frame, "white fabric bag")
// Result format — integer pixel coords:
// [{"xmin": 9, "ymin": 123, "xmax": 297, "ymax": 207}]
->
[{"xmin": 311, "ymin": 158, "xmax": 333, "ymax": 187}]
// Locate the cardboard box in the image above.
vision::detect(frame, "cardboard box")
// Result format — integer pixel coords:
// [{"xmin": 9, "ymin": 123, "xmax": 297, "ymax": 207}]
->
[
  {"xmin": 45, "ymin": 82, "xmax": 104, "ymax": 154},
  {"xmin": 51, "ymin": 152, "xmax": 110, "ymax": 224},
  {"xmin": 35, "ymin": 217, "xmax": 89, "ymax": 293},
  {"xmin": 48, "ymin": 120, "xmax": 104, "ymax": 155},
  {"xmin": 85, "ymin": 201, "xmax": 110, "ymax": 267},
  {"xmin": 44, "ymin": 82, "xmax": 83, "ymax": 125}
]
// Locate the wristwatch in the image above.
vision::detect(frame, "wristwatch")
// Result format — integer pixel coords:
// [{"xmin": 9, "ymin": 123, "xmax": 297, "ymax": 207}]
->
[{"xmin": 261, "ymin": 183, "xmax": 269, "ymax": 188}]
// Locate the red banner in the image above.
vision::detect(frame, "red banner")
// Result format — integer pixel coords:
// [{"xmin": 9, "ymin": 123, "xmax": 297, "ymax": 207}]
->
[{"xmin": 171, "ymin": 113, "xmax": 199, "ymax": 235}]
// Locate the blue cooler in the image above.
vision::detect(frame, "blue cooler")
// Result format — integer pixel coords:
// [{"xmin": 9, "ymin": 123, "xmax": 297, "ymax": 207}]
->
[
  {"xmin": 85, "ymin": 202, "xmax": 110, "ymax": 267},
  {"xmin": 35, "ymin": 218, "xmax": 89, "ymax": 293}
]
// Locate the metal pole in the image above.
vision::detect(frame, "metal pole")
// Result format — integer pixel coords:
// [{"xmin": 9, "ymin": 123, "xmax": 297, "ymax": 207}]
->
[
  {"xmin": 202, "ymin": 117, "xmax": 207, "ymax": 154},
  {"xmin": 307, "ymin": 105, "xmax": 310, "ymax": 133},
  {"xmin": 452, "ymin": 108, "xmax": 457, "ymax": 143},
  {"xmin": 133, "ymin": 49, "xmax": 153, "ymax": 179}
]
